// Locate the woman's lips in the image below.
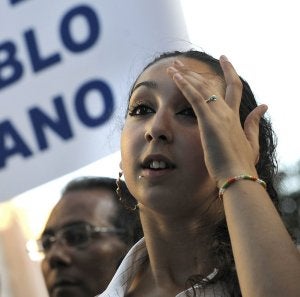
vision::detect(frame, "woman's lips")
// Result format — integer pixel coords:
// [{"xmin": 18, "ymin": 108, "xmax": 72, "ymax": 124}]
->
[
  {"xmin": 141, "ymin": 154, "xmax": 175, "ymax": 170},
  {"xmin": 140, "ymin": 167, "xmax": 174, "ymax": 178}
]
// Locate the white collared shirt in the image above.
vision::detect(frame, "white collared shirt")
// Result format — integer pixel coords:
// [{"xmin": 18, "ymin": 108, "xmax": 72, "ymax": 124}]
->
[{"xmin": 98, "ymin": 238, "xmax": 230, "ymax": 297}]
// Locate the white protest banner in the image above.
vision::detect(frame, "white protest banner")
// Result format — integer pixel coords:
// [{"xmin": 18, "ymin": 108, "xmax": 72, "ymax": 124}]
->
[{"xmin": 0, "ymin": 0, "xmax": 189, "ymax": 201}]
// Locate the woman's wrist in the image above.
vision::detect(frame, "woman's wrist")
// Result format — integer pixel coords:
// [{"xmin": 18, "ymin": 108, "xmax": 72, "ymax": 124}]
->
[{"xmin": 218, "ymin": 174, "xmax": 267, "ymax": 200}]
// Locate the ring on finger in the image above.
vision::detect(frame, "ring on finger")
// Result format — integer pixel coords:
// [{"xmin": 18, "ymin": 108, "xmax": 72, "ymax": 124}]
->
[{"xmin": 205, "ymin": 95, "xmax": 218, "ymax": 104}]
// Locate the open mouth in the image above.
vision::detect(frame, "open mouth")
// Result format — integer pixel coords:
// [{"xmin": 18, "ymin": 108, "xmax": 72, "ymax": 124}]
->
[{"xmin": 141, "ymin": 156, "xmax": 175, "ymax": 170}]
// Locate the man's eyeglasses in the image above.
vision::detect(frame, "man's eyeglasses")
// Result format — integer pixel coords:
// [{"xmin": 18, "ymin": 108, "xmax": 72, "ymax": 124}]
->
[{"xmin": 36, "ymin": 222, "xmax": 125, "ymax": 253}]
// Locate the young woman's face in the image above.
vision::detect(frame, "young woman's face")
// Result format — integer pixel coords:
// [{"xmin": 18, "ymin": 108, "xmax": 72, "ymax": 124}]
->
[{"xmin": 121, "ymin": 57, "xmax": 224, "ymax": 214}]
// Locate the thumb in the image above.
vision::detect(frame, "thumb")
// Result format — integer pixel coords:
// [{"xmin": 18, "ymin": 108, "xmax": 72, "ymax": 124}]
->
[{"xmin": 244, "ymin": 104, "xmax": 268, "ymax": 164}]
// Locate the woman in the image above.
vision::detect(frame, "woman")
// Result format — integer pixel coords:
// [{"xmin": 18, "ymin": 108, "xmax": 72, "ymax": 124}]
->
[{"xmin": 99, "ymin": 50, "xmax": 300, "ymax": 297}]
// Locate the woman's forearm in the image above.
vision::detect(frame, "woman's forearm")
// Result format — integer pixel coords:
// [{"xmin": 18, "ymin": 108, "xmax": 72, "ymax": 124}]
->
[{"xmin": 223, "ymin": 180, "xmax": 300, "ymax": 297}]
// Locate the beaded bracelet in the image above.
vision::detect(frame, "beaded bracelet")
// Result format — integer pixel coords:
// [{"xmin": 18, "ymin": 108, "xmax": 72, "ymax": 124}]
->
[{"xmin": 218, "ymin": 174, "xmax": 267, "ymax": 200}]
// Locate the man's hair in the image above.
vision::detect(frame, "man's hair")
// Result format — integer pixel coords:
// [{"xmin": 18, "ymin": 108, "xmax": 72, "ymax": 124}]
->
[{"xmin": 62, "ymin": 176, "xmax": 143, "ymax": 245}]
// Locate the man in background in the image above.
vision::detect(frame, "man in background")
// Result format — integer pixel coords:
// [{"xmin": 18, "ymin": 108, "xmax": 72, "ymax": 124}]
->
[{"xmin": 38, "ymin": 176, "xmax": 142, "ymax": 297}]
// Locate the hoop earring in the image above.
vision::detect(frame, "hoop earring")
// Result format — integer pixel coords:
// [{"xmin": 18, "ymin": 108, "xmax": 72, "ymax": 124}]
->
[{"xmin": 116, "ymin": 171, "xmax": 138, "ymax": 211}]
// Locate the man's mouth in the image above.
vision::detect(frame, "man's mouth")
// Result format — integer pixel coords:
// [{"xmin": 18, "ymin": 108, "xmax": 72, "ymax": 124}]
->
[{"xmin": 52, "ymin": 279, "xmax": 79, "ymax": 291}]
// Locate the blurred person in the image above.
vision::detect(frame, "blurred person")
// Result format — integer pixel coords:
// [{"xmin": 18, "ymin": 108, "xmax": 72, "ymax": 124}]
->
[{"xmin": 38, "ymin": 176, "xmax": 142, "ymax": 297}]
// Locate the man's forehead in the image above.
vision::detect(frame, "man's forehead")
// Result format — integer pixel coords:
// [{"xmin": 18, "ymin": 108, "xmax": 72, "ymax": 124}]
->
[{"xmin": 46, "ymin": 191, "xmax": 117, "ymax": 225}]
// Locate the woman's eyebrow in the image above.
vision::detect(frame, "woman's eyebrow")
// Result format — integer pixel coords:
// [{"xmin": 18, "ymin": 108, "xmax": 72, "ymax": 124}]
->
[{"xmin": 132, "ymin": 80, "xmax": 157, "ymax": 93}]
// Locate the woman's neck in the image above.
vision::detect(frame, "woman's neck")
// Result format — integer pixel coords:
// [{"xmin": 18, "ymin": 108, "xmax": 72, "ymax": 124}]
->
[{"xmin": 138, "ymin": 206, "xmax": 218, "ymax": 290}]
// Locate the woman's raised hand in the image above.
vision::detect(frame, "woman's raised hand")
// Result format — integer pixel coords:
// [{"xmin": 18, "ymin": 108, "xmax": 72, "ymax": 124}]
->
[{"xmin": 167, "ymin": 56, "xmax": 267, "ymax": 186}]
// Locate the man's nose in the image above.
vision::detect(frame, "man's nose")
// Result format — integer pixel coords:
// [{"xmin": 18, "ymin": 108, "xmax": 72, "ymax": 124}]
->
[{"xmin": 44, "ymin": 240, "xmax": 72, "ymax": 268}]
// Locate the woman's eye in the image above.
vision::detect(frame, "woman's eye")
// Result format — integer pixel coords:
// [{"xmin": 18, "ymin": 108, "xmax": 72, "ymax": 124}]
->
[
  {"xmin": 128, "ymin": 104, "xmax": 154, "ymax": 116},
  {"xmin": 177, "ymin": 108, "xmax": 196, "ymax": 117}
]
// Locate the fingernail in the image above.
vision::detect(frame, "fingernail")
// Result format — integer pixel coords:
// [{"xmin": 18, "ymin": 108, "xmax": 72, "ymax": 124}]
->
[
  {"xmin": 167, "ymin": 66, "xmax": 177, "ymax": 72},
  {"xmin": 166, "ymin": 66, "xmax": 177, "ymax": 75},
  {"xmin": 174, "ymin": 59, "xmax": 184, "ymax": 66},
  {"xmin": 173, "ymin": 72, "xmax": 183, "ymax": 81},
  {"xmin": 261, "ymin": 104, "xmax": 268, "ymax": 114},
  {"xmin": 220, "ymin": 55, "xmax": 229, "ymax": 62}
]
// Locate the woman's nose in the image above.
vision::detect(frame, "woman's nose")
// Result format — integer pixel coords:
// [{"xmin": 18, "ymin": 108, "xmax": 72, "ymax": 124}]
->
[{"xmin": 144, "ymin": 111, "xmax": 173, "ymax": 143}]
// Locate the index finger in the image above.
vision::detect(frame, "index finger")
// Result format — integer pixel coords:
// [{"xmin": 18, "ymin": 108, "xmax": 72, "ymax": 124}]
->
[{"xmin": 219, "ymin": 55, "xmax": 243, "ymax": 112}]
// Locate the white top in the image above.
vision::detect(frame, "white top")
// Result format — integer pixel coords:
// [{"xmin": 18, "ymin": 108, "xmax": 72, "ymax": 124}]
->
[{"xmin": 98, "ymin": 238, "xmax": 230, "ymax": 297}]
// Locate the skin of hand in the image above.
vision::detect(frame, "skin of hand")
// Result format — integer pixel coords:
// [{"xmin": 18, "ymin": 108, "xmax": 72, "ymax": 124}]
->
[{"xmin": 166, "ymin": 56, "xmax": 267, "ymax": 186}]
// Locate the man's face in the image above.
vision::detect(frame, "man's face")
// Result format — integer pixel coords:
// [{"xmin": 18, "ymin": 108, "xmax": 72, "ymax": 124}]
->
[{"xmin": 41, "ymin": 189, "xmax": 128, "ymax": 297}]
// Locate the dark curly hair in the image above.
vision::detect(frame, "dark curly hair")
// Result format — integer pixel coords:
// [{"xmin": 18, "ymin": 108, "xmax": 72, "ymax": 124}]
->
[{"xmin": 127, "ymin": 50, "xmax": 279, "ymax": 297}]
